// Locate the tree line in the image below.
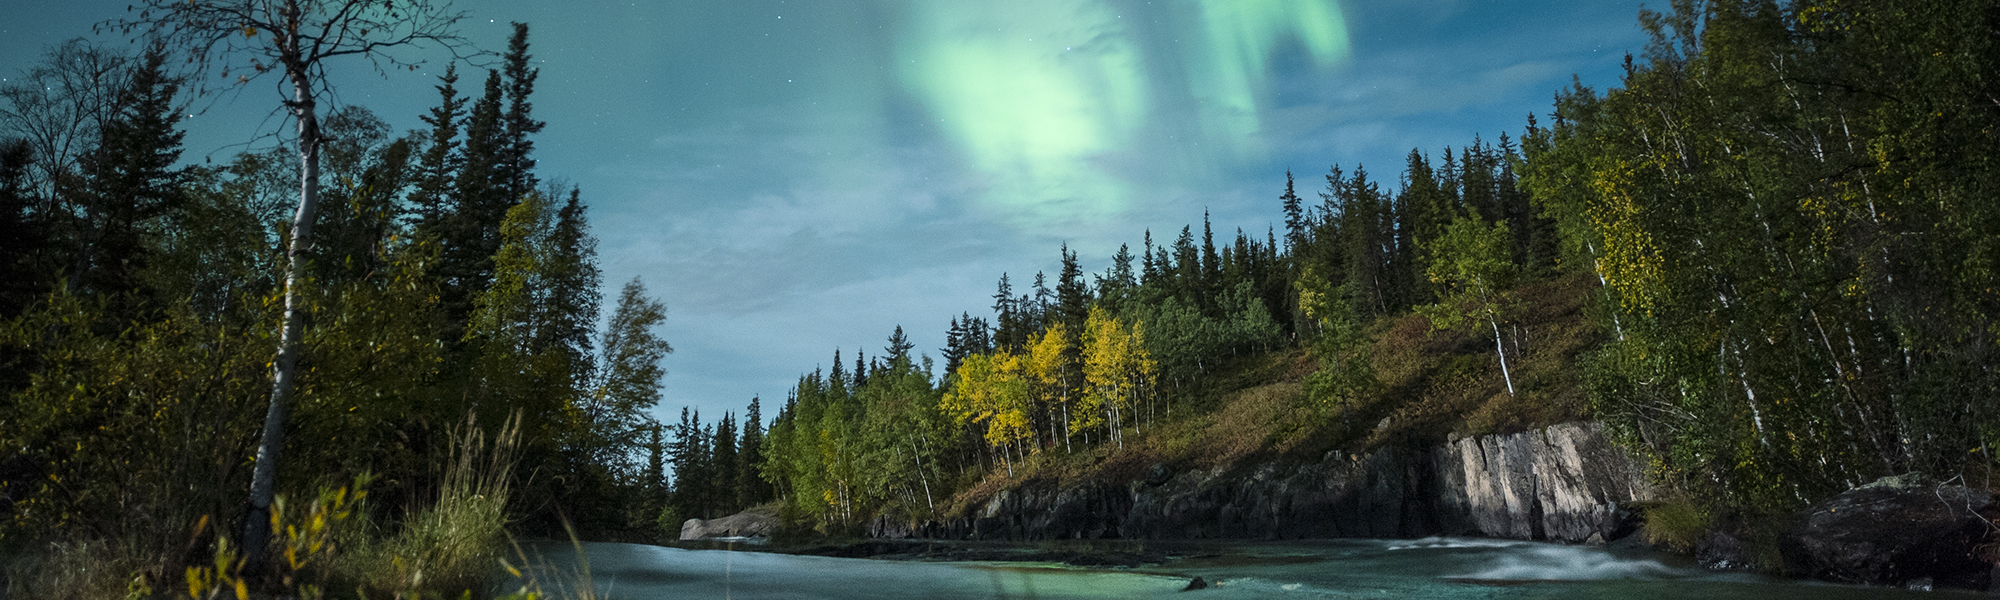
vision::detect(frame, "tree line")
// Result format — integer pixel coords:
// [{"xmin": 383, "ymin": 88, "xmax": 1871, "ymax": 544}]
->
[
  {"xmin": 0, "ymin": 21, "xmax": 674, "ymax": 570},
  {"xmin": 739, "ymin": 130, "xmax": 1567, "ymax": 531}
]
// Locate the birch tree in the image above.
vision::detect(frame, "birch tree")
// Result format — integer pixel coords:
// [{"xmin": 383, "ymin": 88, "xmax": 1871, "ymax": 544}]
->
[
  {"xmin": 112, "ymin": 0, "xmax": 472, "ymax": 565},
  {"xmin": 1419, "ymin": 213, "xmax": 1520, "ymax": 395}
]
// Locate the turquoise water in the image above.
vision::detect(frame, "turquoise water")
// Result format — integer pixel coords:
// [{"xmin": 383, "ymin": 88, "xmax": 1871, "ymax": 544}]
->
[{"xmin": 515, "ymin": 538, "xmax": 1987, "ymax": 599}]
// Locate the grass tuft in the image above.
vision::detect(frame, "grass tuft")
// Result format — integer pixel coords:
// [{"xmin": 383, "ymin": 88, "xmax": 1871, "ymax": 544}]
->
[
  {"xmin": 344, "ymin": 412, "xmax": 521, "ymax": 597},
  {"xmin": 1640, "ymin": 500, "xmax": 1712, "ymax": 552}
]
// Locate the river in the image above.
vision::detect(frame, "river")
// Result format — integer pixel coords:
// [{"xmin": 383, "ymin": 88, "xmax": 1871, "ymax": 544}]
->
[{"xmin": 509, "ymin": 538, "xmax": 1984, "ymax": 599}]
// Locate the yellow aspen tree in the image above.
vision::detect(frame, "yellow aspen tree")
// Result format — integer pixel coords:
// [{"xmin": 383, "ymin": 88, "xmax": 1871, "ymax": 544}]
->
[
  {"xmin": 941, "ymin": 350, "xmax": 1032, "ymax": 475},
  {"xmin": 1081, "ymin": 306, "xmax": 1125, "ymax": 448},
  {"xmin": 1025, "ymin": 323, "xmax": 1073, "ymax": 451}
]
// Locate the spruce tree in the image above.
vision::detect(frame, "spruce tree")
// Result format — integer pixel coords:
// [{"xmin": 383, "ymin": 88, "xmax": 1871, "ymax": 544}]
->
[
  {"xmin": 852, "ymin": 349, "xmax": 868, "ymax": 390},
  {"xmin": 991, "ymin": 273, "xmax": 1017, "ymax": 349},
  {"xmin": 1200, "ymin": 210, "xmax": 1221, "ymax": 301},
  {"xmin": 642, "ymin": 423, "xmax": 666, "ymax": 521},
  {"xmin": 886, "ymin": 325, "xmax": 914, "ymax": 364},
  {"xmin": 1056, "ymin": 244, "xmax": 1089, "ymax": 331},
  {"xmin": 69, "ymin": 48, "xmax": 184, "ymax": 315},
  {"xmin": 1280, "ymin": 172, "xmax": 1306, "ymax": 252},
  {"xmin": 438, "ymin": 71, "xmax": 508, "ymax": 335},
  {"xmin": 497, "ymin": 23, "xmax": 544, "ymax": 203},
  {"xmin": 943, "ymin": 316, "xmax": 965, "ymax": 375},
  {"xmin": 737, "ymin": 396, "xmax": 767, "ymax": 507},
  {"xmin": 1097, "ymin": 243, "xmax": 1135, "ymax": 312},
  {"xmin": 711, "ymin": 412, "xmax": 738, "ymax": 514},
  {"xmin": 541, "ymin": 188, "xmax": 601, "ymax": 390},
  {"xmin": 411, "ymin": 64, "xmax": 464, "ymax": 234},
  {"xmin": 1140, "ymin": 230, "xmax": 1159, "ymax": 288},
  {"xmin": 1172, "ymin": 226, "xmax": 1199, "ymax": 304}
]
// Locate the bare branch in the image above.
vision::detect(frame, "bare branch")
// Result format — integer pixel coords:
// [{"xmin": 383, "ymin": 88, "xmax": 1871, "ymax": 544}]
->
[{"xmin": 111, "ymin": 0, "xmax": 480, "ymax": 109}]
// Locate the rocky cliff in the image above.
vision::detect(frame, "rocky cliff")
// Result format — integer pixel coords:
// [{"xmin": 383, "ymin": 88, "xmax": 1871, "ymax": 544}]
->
[{"xmin": 891, "ymin": 421, "xmax": 1654, "ymax": 544}]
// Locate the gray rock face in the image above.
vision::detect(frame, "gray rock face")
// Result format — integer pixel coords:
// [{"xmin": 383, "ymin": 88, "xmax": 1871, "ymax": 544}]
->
[
  {"xmin": 680, "ymin": 506, "xmax": 780, "ymax": 540},
  {"xmin": 1439, "ymin": 422, "xmax": 1653, "ymax": 542},
  {"xmin": 1780, "ymin": 475, "xmax": 1995, "ymax": 589},
  {"xmin": 903, "ymin": 421, "xmax": 1654, "ymax": 544}
]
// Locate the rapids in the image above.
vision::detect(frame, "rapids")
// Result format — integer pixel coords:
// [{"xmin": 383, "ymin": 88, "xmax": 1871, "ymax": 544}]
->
[{"xmin": 508, "ymin": 538, "xmax": 1982, "ymax": 599}]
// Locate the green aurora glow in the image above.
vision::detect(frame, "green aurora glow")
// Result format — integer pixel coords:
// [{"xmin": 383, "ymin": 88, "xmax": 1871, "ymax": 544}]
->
[{"xmin": 896, "ymin": 0, "xmax": 1350, "ymax": 220}]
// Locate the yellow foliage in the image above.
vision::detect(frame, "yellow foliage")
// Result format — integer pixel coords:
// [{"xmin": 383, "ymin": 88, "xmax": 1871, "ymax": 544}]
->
[
  {"xmin": 1080, "ymin": 306, "xmax": 1155, "ymax": 446},
  {"xmin": 941, "ymin": 350, "xmax": 1033, "ymax": 450},
  {"xmin": 1587, "ymin": 160, "xmax": 1667, "ymax": 318}
]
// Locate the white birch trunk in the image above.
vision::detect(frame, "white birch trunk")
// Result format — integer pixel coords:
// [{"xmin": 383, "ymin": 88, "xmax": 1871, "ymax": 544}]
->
[{"xmin": 244, "ymin": 55, "xmax": 320, "ymax": 565}]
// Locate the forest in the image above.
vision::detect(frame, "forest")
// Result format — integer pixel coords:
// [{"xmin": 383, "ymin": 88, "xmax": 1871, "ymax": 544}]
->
[
  {"xmin": 1, "ymin": 0, "xmax": 1996, "ymax": 597},
  {"xmin": 717, "ymin": 0, "xmax": 2000, "ymax": 539},
  {"xmin": 0, "ymin": 14, "xmax": 675, "ymax": 597}
]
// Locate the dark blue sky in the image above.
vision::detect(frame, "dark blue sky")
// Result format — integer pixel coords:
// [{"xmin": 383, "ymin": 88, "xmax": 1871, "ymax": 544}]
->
[{"xmin": 1, "ymin": 0, "xmax": 1652, "ymax": 425}]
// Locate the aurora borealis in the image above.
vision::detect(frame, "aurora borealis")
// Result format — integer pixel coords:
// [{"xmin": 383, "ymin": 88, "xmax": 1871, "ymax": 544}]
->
[
  {"xmin": 896, "ymin": 0, "xmax": 1349, "ymax": 220},
  {"xmin": 1, "ymin": 0, "xmax": 1653, "ymax": 424}
]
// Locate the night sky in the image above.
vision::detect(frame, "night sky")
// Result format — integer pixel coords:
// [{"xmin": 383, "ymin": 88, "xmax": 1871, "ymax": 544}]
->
[{"xmin": 1, "ymin": 1, "xmax": 1652, "ymax": 426}]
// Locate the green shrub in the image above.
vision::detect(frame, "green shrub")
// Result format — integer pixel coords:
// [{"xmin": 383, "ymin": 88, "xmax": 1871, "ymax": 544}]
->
[{"xmin": 1641, "ymin": 500, "xmax": 1711, "ymax": 553}]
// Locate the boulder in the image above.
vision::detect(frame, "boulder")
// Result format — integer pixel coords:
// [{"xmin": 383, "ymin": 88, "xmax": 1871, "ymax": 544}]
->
[
  {"xmin": 1780, "ymin": 474, "xmax": 1996, "ymax": 589},
  {"xmin": 1695, "ymin": 529, "xmax": 1757, "ymax": 571},
  {"xmin": 679, "ymin": 506, "xmax": 780, "ymax": 541}
]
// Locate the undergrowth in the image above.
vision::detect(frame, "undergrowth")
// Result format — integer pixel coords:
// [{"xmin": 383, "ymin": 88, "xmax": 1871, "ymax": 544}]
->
[{"xmin": 3, "ymin": 412, "xmax": 608, "ymax": 600}]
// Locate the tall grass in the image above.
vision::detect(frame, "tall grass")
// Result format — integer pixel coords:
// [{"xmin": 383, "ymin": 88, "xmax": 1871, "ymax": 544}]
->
[
  {"xmin": 3, "ymin": 410, "xmax": 617, "ymax": 600},
  {"xmin": 343, "ymin": 412, "xmax": 521, "ymax": 597}
]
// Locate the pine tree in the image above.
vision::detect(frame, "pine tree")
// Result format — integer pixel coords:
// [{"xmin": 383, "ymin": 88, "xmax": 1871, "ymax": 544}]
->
[
  {"xmin": 642, "ymin": 423, "xmax": 666, "ymax": 520},
  {"xmin": 1172, "ymin": 226, "xmax": 1199, "ymax": 304},
  {"xmin": 852, "ymin": 349, "xmax": 868, "ymax": 390},
  {"xmin": 497, "ymin": 23, "xmax": 544, "ymax": 203},
  {"xmin": 1096, "ymin": 243, "xmax": 1135, "ymax": 313},
  {"xmin": 410, "ymin": 64, "xmax": 464, "ymax": 234},
  {"xmin": 737, "ymin": 396, "xmax": 768, "ymax": 507},
  {"xmin": 437, "ymin": 71, "xmax": 508, "ymax": 335},
  {"xmin": 1200, "ymin": 210, "xmax": 1221, "ymax": 302},
  {"xmin": 885, "ymin": 325, "xmax": 913, "ymax": 364},
  {"xmin": 711, "ymin": 412, "xmax": 738, "ymax": 514},
  {"xmin": 991, "ymin": 274, "xmax": 1017, "ymax": 350},
  {"xmin": 1140, "ymin": 230, "xmax": 1160, "ymax": 288},
  {"xmin": 1056, "ymin": 244, "xmax": 1089, "ymax": 331},
  {"xmin": 671, "ymin": 407, "xmax": 709, "ymax": 518},
  {"xmin": 540, "ymin": 188, "xmax": 601, "ymax": 392},
  {"xmin": 69, "ymin": 48, "xmax": 184, "ymax": 315},
  {"xmin": 829, "ymin": 349, "xmax": 845, "ymax": 390},
  {"xmin": 943, "ymin": 315, "xmax": 966, "ymax": 375},
  {"xmin": 1280, "ymin": 171, "xmax": 1306, "ymax": 252},
  {"xmin": 1398, "ymin": 149, "xmax": 1450, "ymax": 306}
]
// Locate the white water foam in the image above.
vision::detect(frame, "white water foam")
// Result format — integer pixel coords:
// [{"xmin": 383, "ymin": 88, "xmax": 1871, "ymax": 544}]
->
[
  {"xmin": 1453, "ymin": 544, "xmax": 1683, "ymax": 581},
  {"xmin": 1382, "ymin": 536, "xmax": 1531, "ymax": 550},
  {"xmin": 1201, "ymin": 576, "xmax": 1345, "ymax": 597}
]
